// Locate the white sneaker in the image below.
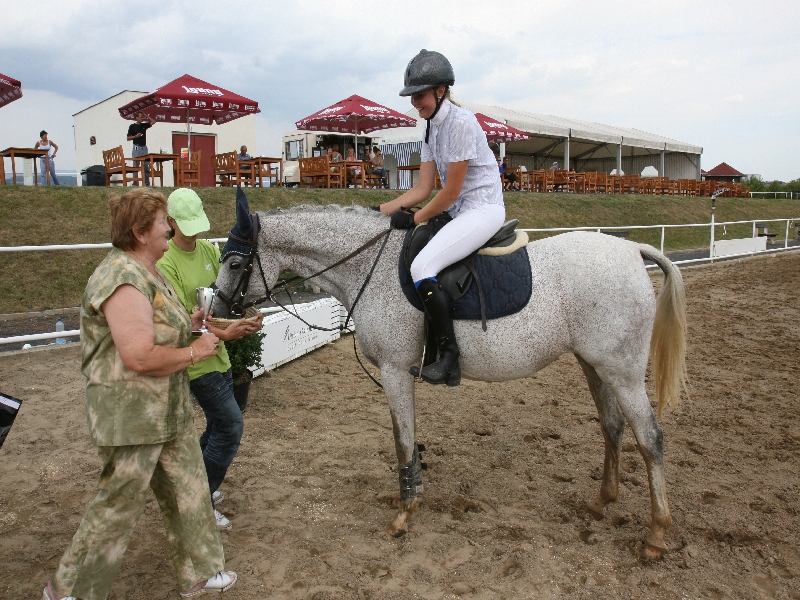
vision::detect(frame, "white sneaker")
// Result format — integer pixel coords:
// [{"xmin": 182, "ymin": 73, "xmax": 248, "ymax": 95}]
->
[
  {"xmin": 214, "ymin": 508, "xmax": 231, "ymax": 530},
  {"xmin": 180, "ymin": 571, "xmax": 237, "ymax": 596},
  {"xmin": 212, "ymin": 490, "xmax": 224, "ymax": 505}
]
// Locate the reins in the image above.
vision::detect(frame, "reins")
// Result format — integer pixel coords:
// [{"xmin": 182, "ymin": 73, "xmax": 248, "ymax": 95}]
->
[{"xmin": 221, "ymin": 222, "xmax": 394, "ymax": 390}]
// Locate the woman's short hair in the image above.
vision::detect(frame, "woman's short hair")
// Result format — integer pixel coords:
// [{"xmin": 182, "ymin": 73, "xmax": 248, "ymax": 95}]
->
[{"xmin": 109, "ymin": 189, "xmax": 168, "ymax": 251}]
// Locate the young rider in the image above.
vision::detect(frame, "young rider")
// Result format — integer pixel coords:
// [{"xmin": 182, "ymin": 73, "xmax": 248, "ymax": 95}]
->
[{"xmin": 379, "ymin": 49, "xmax": 505, "ymax": 387}]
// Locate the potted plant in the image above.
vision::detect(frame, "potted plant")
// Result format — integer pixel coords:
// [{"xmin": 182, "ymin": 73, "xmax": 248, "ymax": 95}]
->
[{"xmin": 225, "ymin": 330, "xmax": 266, "ymax": 413}]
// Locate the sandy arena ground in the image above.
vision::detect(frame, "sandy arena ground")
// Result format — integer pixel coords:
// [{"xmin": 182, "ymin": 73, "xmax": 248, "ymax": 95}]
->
[{"xmin": 1, "ymin": 251, "xmax": 799, "ymax": 599}]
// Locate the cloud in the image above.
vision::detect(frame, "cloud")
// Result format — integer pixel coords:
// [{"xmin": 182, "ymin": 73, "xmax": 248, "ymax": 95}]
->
[{"xmin": 1, "ymin": 0, "xmax": 799, "ymax": 180}]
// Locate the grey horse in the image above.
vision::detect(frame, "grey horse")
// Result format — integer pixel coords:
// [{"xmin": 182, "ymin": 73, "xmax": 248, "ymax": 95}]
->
[{"xmin": 213, "ymin": 200, "xmax": 686, "ymax": 559}]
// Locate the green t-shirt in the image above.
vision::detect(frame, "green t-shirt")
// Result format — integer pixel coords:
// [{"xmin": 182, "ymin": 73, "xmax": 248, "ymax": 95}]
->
[{"xmin": 158, "ymin": 239, "xmax": 231, "ymax": 380}]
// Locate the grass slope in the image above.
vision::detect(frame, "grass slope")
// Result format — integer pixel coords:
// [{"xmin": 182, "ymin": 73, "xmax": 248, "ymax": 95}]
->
[{"xmin": 1, "ymin": 185, "xmax": 798, "ymax": 313}]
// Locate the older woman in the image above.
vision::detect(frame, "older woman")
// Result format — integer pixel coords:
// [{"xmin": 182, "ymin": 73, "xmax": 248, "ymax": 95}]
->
[{"xmin": 44, "ymin": 189, "xmax": 237, "ymax": 600}]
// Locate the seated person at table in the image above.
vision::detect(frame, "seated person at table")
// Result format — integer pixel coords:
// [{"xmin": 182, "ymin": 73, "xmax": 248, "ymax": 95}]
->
[
  {"xmin": 549, "ymin": 161, "xmax": 559, "ymax": 170},
  {"xmin": 502, "ymin": 156, "xmax": 516, "ymax": 190},
  {"xmin": 237, "ymin": 145, "xmax": 252, "ymax": 185},
  {"xmin": 370, "ymin": 146, "xmax": 387, "ymax": 188},
  {"xmin": 331, "ymin": 145, "xmax": 342, "ymax": 162},
  {"xmin": 345, "ymin": 147, "xmax": 360, "ymax": 186},
  {"xmin": 326, "ymin": 147, "xmax": 333, "ymax": 161}
]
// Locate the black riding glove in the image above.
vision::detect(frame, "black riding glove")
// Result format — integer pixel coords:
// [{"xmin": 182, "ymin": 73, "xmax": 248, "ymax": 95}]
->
[{"xmin": 390, "ymin": 211, "xmax": 416, "ymax": 229}]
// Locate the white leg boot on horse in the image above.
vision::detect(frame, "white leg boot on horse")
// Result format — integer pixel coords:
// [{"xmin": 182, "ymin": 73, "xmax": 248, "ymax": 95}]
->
[{"xmin": 412, "ymin": 279, "xmax": 461, "ymax": 386}]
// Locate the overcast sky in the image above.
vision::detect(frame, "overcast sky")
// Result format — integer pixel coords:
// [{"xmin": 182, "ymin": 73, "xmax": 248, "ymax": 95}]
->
[{"xmin": 1, "ymin": 0, "xmax": 798, "ymax": 181}]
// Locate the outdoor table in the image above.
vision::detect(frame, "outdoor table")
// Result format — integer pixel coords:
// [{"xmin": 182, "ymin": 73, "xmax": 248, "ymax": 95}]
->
[
  {"xmin": 240, "ymin": 156, "xmax": 283, "ymax": 188},
  {"xmin": 0, "ymin": 147, "xmax": 49, "ymax": 185},
  {"xmin": 396, "ymin": 164, "xmax": 420, "ymax": 189},
  {"xmin": 133, "ymin": 153, "xmax": 177, "ymax": 187},
  {"xmin": 340, "ymin": 160, "xmax": 367, "ymax": 188}
]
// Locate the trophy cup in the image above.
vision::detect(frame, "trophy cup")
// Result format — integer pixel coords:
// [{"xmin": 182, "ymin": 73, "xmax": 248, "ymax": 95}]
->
[{"xmin": 195, "ymin": 287, "xmax": 217, "ymax": 334}]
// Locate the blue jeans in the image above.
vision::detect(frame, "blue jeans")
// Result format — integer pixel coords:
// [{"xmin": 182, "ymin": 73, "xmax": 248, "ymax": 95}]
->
[
  {"xmin": 39, "ymin": 157, "xmax": 60, "ymax": 186},
  {"xmin": 190, "ymin": 369, "xmax": 244, "ymax": 496},
  {"xmin": 131, "ymin": 144, "xmax": 150, "ymax": 185}
]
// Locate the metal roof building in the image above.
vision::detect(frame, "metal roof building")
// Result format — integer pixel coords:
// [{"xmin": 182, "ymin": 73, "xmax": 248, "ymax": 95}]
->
[{"xmin": 375, "ymin": 101, "xmax": 703, "ymax": 181}]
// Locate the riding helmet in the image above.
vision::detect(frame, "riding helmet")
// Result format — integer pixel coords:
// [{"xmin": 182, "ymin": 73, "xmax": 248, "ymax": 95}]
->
[{"xmin": 399, "ymin": 50, "xmax": 455, "ymax": 96}]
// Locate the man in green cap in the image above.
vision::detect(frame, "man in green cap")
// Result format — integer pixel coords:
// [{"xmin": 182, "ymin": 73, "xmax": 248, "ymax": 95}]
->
[{"xmin": 158, "ymin": 188, "xmax": 263, "ymax": 530}]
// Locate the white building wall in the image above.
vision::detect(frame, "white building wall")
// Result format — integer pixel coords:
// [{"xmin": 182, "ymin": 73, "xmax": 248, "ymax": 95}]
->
[{"xmin": 73, "ymin": 91, "xmax": 256, "ymax": 186}]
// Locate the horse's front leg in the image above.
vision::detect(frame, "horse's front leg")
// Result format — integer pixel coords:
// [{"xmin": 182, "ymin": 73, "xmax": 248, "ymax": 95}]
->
[{"xmin": 380, "ymin": 362, "xmax": 422, "ymax": 537}]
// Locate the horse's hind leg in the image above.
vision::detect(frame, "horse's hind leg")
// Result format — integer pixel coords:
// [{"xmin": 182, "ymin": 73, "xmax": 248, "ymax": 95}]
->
[
  {"xmin": 607, "ymin": 379, "xmax": 672, "ymax": 558},
  {"xmin": 576, "ymin": 356, "xmax": 625, "ymax": 521}
]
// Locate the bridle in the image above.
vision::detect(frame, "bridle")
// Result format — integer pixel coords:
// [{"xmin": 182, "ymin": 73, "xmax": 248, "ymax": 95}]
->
[
  {"xmin": 213, "ymin": 214, "xmax": 270, "ymax": 317},
  {"xmin": 214, "ymin": 214, "xmax": 395, "ymax": 388}
]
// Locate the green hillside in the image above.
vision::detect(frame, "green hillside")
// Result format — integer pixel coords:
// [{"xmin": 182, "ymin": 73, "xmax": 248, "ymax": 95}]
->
[{"xmin": 1, "ymin": 185, "xmax": 798, "ymax": 313}]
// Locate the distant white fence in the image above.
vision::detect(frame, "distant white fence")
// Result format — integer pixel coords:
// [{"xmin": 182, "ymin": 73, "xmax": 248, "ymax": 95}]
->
[{"xmin": 2, "ymin": 219, "xmax": 799, "ymax": 347}]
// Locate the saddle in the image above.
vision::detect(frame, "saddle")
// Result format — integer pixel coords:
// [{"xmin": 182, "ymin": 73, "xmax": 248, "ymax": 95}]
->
[{"xmin": 399, "ymin": 215, "xmax": 532, "ymax": 331}]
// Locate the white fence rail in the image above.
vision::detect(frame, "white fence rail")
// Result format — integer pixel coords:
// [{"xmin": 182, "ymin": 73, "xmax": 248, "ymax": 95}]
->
[{"xmin": 2, "ymin": 220, "xmax": 798, "ymax": 346}]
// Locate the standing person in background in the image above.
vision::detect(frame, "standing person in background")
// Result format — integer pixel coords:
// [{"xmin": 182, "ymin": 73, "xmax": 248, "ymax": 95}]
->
[
  {"xmin": 34, "ymin": 130, "xmax": 59, "ymax": 186},
  {"xmin": 158, "ymin": 188, "xmax": 263, "ymax": 531},
  {"xmin": 44, "ymin": 188, "xmax": 237, "ymax": 600},
  {"xmin": 127, "ymin": 111, "xmax": 154, "ymax": 186}
]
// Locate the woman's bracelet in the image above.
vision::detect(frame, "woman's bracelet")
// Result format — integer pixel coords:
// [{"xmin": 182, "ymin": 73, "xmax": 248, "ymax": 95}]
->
[{"xmin": 189, "ymin": 345, "xmax": 195, "ymax": 365}]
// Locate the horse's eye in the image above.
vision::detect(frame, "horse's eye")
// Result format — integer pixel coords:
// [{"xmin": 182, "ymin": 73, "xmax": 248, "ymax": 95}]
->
[{"xmin": 230, "ymin": 262, "xmax": 242, "ymax": 270}]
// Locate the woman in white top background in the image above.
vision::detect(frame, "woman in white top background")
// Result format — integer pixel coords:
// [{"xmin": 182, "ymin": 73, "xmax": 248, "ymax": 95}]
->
[
  {"xmin": 379, "ymin": 49, "xmax": 505, "ymax": 387},
  {"xmin": 34, "ymin": 130, "xmax": 60, "ymax": 186}
]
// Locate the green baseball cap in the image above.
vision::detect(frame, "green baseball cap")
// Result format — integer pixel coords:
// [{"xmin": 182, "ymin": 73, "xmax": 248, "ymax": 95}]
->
[{"xmin": 167, "ymin": 188, "xmax": 210, "ymax": 236}]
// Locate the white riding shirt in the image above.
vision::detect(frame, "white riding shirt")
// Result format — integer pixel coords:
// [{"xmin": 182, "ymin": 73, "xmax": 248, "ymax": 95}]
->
[{"xmin": 420, "ymin": 99, "xmax": 504, "ymax": 217}]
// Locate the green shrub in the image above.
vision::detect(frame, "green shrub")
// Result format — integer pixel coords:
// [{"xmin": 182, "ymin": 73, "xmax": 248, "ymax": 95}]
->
[{"xmin": 226, "ymin": 331, "xmax": 266, "ymax": 383}]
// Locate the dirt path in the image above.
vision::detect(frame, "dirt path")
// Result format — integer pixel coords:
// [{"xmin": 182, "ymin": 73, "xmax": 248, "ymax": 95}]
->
[{"xmin": 1, "ymin": 252, "xmax": 798, "ymax": 599}]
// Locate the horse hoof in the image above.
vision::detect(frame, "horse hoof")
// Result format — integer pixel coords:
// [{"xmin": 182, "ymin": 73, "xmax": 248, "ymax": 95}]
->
[
  {"xmin": 586, "ymin": 500, "xmax": 606, "ymax": 521},
  {"xmin": 386, "ymin": 515, "xmax": 408, "ymax": 538},
  {"xmin": 641, "ymin": 540, "xmax": 668, "ymax": 560}
]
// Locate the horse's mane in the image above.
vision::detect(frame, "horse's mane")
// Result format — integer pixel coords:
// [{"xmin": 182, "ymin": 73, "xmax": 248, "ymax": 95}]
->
[{"xmin": 261, "ymin": 204, "xmax": 386, "ymax": 220}]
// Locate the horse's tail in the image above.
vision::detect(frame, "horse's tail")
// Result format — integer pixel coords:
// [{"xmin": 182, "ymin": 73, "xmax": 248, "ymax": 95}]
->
[{"xmin": 638, "ymin": 244, "xmax": 687, "ymax": 418}]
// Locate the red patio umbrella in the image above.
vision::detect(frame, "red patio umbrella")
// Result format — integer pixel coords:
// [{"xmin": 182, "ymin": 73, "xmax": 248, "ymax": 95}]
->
[
  {"xmin": 295, "ymin": 94, "xmax": 416, "ymax": 151},
  {"xmin": 118, "ymin": 74, "xmax": 260, "ymax": 151},
  {"xmin": 473, "ymin": 113, "xmax": 530, "ymax": 144},
  {"xmin": 0, "ymin": 73, "xmax": 22, "ymax": 109}
]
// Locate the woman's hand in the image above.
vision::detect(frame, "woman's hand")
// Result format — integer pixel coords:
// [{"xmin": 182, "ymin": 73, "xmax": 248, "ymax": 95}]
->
[
  {"xmin": 190, "ymin": 308, "xmax": 205, "ymax": 331},
  {"xmin": 191, "ymin": 331, "xmax": 220, "ymax": 363},
  {"xmin": 207, "ymin": 312, "xmax": 264, "ymax": 341}
]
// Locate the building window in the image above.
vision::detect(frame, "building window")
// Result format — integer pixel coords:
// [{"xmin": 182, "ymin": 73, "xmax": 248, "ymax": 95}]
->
[{"xmin": 285, "ymin": 140, "xmax": 303, "ymax": 161}]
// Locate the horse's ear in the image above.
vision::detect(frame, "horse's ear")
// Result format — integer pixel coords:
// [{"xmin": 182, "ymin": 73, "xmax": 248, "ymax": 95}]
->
[{"xmin": 235, "ymin": 186, "xmax": 252, "ymax": 238}]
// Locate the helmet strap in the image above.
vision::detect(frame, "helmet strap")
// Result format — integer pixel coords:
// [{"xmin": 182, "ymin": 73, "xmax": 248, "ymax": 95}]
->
[{"xmin": 424, "ymin": 87, "xmax": 448, "ymax": 144}]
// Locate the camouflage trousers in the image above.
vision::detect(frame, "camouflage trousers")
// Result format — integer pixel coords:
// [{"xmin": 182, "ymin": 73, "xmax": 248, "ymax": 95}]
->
[{"xmin": 51, "ymin": 419, "xmax": 224, "ymax": 600}]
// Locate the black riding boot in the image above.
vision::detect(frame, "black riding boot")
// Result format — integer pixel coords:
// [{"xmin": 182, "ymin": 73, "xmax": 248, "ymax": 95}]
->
[{"xmin": 411, "ymin": 279, "xmax": 461, "ymax": 386}]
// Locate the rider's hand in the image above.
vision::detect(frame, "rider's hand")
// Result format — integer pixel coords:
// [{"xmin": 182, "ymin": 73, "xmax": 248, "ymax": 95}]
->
[
  {"xmin": 208, "ymin": 313, "xmax": 264, "ymax": 341},
  {"xmin": 390, "ymin": 210, "xmax": 416, "ymax": 229}
]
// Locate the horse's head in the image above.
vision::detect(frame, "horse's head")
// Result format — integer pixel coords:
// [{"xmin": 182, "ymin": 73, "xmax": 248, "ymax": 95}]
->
[{"xmin": 213, "ymin": 187, "xmax": 278, "ymax": 318}]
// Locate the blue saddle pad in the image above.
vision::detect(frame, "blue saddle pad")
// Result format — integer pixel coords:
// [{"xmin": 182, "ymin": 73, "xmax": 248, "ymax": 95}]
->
[{"xmin": 398, "ymin": 232, "xmax": 533, "ymax": 321}]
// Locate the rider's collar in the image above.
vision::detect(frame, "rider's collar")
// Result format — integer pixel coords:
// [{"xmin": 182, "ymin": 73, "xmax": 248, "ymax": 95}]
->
[{"xmin": 430, "ymin": 98, "xmax": 451, "ymax": 126}]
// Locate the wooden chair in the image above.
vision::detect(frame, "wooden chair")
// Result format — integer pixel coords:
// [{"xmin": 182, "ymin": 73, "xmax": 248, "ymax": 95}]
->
[
  {"xmin": 102, "ymin": 146, "xmax": 143, "ymax": 187},
  {"xmin": 213, "ymin": 151, "xmax": 246, "ymax": 187},
  {"xmin": 176, "ymin": 151, "xmax": 201, "ymax": 187},
  {"xmin": 519, "ymin": 170, "xmax": 534, "ymax": 192},
  {"xmin": 253, "ymin": 160, "xmax": 280, "ymax": 188},
  {"xmin": 595, "ymin": 172, "xmax": 609, "ymax": 193},
  {"xmin": 553, "ymin": 170, "xmax": 576, "ymax": 193},
  {"xmin": 299, "ymin": 156, "xmax": 343, "ymax": 188},
  {"xmin": 582, "ymin": 171, "xmax": 598, "ymax": 194}
]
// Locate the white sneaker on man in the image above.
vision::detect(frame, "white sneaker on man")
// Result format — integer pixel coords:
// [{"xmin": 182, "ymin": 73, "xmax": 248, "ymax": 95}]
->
[
  {"xmin": 180, "ymin": 570, "xmax": 237, "ymax": 596},
  {"xmin": 212, "ymin": 490, "xmax": 224, "ymax": 505},
  {"xmin": 214, "ymin": 508, "xmax": 231, "ymax": 530}
]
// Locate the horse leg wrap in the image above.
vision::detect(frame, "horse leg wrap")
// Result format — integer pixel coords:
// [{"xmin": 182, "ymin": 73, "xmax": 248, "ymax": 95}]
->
[{"xmin": 399, "ymin": 443, "xmax": 428, "ymax": 502}]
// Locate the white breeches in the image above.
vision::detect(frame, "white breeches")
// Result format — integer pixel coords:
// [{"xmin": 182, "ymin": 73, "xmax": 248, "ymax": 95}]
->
[{"xmin": 410, "ymin": 203, "xmax": 506, "ymax": 284}]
